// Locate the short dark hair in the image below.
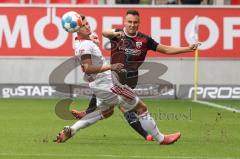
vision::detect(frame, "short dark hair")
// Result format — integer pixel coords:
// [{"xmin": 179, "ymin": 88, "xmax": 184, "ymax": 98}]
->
[
  {"xmin": 126, "ymin": 10, "xmax": 139, "ymax": 16},
  {"xmin": 81, "ymin": 15, "xmax": 85, "ymax": 20}
]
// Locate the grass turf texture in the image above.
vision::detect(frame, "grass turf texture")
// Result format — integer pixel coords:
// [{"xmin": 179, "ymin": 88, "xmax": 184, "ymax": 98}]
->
[{"xmin": 0, "ymin": 99, "xmax": 239, "ymax": 159}]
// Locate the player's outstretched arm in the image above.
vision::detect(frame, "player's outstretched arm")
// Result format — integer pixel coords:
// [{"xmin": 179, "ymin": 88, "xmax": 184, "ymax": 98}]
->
[
  {"xmin": 81, "ymin": 54, "xmax": 124, "ymax": 74},
  {"xmin": 156, "ymin": 43, "xmax": 199, "ymax": 55}
]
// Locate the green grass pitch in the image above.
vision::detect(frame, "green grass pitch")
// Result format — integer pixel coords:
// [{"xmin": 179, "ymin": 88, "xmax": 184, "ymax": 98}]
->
[{"xmin": 0, "ymin": 99, "xmax": 239, "ymax": 159}]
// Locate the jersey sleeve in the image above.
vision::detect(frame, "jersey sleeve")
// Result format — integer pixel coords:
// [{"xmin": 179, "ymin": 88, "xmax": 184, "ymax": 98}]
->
[
  {"xmin": 110, "ymin": 28, "xmax": 122, "ymax": 41},
  {"xmin": 114, "ymin": 28, "xmax": 122, "ymax": 32},
  {"xmin": 147, "ymin": 36, "xmax": 159, "ymax": 51}
]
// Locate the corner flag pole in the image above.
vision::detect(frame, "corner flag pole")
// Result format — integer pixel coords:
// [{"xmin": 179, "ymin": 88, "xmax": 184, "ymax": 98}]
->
[
  {"xmin": 194, "ymin": 47, "xmax": 199, "ymax": 101},
  {"xmin": 189, "ymin": 16, "xmax": 199, "ymax": 101}
]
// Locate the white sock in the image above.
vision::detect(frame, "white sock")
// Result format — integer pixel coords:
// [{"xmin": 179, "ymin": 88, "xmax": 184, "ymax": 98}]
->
[
  {"xmin": 71, "ymin": 110, "xmax": 103, "ymax": 135},
  {"xmin": 138, "ymin": 111, "xmax": 164, "ymax": 144}
]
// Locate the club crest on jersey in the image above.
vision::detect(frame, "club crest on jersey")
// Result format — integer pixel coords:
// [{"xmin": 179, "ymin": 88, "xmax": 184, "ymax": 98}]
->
[{"xmin": 136, "ymin": 41, "xmax": 142, "ymax": 49}]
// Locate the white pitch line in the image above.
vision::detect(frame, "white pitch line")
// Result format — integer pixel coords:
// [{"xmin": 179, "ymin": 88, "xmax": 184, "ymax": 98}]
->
[
  {"xmin": 193, "ymin": 100, "xmax": 240, "ymax": 113},
  {"xmin": 0, "ymin": 153, "xmax": 239, "ymax": 159}
]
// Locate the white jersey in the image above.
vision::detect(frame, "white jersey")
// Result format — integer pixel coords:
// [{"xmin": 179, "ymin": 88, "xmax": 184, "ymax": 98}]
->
[
  {"xmin": 74, "ymin": 36, "xmax": 139, "ymax": 111},
  {"xmin": 74, "ymin": 39, "xmax": 111, "ymax": 82}
]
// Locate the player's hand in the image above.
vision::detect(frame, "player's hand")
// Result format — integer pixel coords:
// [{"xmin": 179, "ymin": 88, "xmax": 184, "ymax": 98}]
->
[
  {"xmin": 189, "ymin": 43, "xmax": 201, "ymax": 51},
  {"xmin": 113, "ymin": 32, "xmax": 124, "ymax": 38},
  {"xmin": 111, "ymin": 63, "xmax": 124, "ymax": 72}
]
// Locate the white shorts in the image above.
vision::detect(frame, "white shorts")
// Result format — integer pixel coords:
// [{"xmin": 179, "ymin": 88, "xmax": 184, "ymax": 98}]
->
[{"xmin": 89, "ymin": 76, "xmax": 139, "ymax": 111}]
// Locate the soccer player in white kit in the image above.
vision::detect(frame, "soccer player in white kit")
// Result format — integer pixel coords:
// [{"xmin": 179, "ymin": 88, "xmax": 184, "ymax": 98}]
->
[{"xmin": 54, "ymin": 15, "xmax": 181, "ymax": 145}]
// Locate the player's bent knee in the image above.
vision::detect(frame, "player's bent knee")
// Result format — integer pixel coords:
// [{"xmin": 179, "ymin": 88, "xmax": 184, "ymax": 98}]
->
[
  {"xmin": 132, "ymin": 100, "xmax": 147, "ymax": 115},
  {"xmin": 119, "ymin": 106, "xmax": 127, "ymax": 113},
  {"xmin": 103, "ymin": 110, "xmax": 114, "ymax": 118},
  {"xmin": 102, "ymin": 107, "xmax": 114, "ymax": 118}
]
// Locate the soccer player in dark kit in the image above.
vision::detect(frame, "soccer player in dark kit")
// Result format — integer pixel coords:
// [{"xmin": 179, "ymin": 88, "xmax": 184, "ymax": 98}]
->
[{"xmin": 71, "ymin": 10, "xmax": 199, "ymax": 141}]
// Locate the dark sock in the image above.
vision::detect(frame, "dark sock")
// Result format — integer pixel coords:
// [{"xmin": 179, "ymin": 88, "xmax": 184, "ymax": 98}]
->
[
  {"xmin": 124, "ymin": 111, "xmax": 148, "ymax": 139},
  {"xmin": 86, "ymin": 94, "xmax": 97, "ymax": 114}
]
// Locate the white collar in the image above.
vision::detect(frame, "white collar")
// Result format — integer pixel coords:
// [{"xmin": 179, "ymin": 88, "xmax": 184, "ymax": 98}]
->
[{"xmin": 123, "ymin": 27, "xmax": 138, "ymax": 38}]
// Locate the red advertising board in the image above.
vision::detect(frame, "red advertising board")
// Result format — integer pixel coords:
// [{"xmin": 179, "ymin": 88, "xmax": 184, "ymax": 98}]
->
[{"xmin": 0, "ymin": 6, "xmax": 239, "ymax": 58}]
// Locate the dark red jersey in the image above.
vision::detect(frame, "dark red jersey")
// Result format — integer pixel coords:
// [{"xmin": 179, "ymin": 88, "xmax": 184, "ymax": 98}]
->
[
  {"xmin": 110, "ymin": 28, "xmax": 158, "ymax": 70},
  {"xmin": 110, "ymin": 28, "xmax": 159, "ymax": 88}
]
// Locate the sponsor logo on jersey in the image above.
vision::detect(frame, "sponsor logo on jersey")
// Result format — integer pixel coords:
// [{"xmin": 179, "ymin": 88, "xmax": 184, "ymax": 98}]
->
[{"xmin": 119, "ymin": 47, "xmax": 141, "ymax": 56}]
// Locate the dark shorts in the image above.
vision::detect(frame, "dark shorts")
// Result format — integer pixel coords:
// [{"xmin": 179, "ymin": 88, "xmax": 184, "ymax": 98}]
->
[{"xmin": 117, "ymin": 70, "xmax": 138, "ymax": 89}]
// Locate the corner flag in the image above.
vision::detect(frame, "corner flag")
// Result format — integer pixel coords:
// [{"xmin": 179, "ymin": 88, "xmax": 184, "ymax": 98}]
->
[
  {"xmin": 189, "ymin": 16, "xmax": 199, "ymax": 44},
  {"xmin": 189, "ymin": 16, "xmax": 200, "ymax": 101}
]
